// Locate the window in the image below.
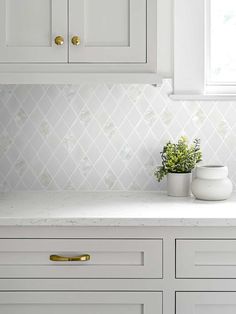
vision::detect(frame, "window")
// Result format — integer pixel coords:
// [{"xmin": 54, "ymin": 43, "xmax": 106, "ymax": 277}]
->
[
  {"xmin": 208, "ymin": 0, "xmax": 236, "ymax": 83},
  {"xmin": 173, "ymin": 0, "xmax": 236, "ymax": 99}
]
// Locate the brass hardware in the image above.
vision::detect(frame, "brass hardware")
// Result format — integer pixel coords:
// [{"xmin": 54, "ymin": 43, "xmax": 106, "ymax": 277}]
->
[
  {"xmin": 71, "ymin": 35, "xmax": 81, "ymax": 46},
  {"xmin": 54, "ymin": 36, "xmax": 64, "ymax": 46},
  {"xmin": 50, "ymin": 254, "xmax": 90, "ymax": 262}
]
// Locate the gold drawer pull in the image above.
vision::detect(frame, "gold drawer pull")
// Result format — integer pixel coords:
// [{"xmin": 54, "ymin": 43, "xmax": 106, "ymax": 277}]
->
[{"xmin": 50, "ymin": 254, "xmax": 90, "ymax": 262}]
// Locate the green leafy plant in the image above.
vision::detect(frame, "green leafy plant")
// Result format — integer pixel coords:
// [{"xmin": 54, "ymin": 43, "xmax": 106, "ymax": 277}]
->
[{"xmin": 154, "ymin": 137, "xmax": 202, "ymax": 182}]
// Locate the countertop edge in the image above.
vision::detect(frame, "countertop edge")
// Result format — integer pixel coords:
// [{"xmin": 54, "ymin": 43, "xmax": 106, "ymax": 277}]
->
[{"xmin": 1, "ymin": 217, "xmax": 236, "ymax": 227}]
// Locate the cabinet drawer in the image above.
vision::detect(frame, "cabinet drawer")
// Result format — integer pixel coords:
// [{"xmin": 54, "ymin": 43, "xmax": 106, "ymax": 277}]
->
[
  {"xmin": 176, "ymin": 239, "xmax": 236, "ymax": 278},
  {"xmin": 176, "ymin": 292, "xmax": 236, "ymax": 314},
  {"xmin": 0, "ymin": 239, "xmax": 162, "ymax": 278},
  {"xmin": 0, "ymin": 292, "xmax": 162, "ymax": 314}
]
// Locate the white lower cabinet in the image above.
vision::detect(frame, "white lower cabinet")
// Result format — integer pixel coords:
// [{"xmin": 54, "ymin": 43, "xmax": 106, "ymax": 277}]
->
[
  {"xmin": 176, "ymin": 292, "xmax": 236, "ymax": 314},
  {"xmin": 3, "ymin": 227, "xmax": 236, "ymax": 314},
  {"xmin": 0, "ymin": 292, "xmax": 162, "ymax": 314}
]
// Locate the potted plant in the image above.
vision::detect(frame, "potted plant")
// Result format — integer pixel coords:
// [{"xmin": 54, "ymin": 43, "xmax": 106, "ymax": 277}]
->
[{"xmin": 154, "ymin": 137, "xmax": 202, "ymax": 197}]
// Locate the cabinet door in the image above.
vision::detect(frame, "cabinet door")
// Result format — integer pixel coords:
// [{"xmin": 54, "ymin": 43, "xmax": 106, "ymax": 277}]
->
[
  {"xmin": 0, "ymin": 292, "xmax": 162, "ymax": 314},
  {"xmin": 176, "ymin": 292, "xmax": 236, "ymax": 314},
  {"xmin": 0, "ymin": 0, "xmax": 67, "ymax": 63},
  {"xmin": 69, "ymin": 0, "xmax": 147, "ymax": 63}
]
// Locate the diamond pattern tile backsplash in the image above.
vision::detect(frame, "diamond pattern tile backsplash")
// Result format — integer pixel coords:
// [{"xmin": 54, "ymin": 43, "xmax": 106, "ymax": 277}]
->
[{"xmin": 0, "ymin": 79, "xmax": 236, "ymax": 192}]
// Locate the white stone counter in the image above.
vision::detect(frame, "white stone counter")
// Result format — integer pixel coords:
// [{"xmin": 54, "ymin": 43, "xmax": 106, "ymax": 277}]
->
[{"xmin": 0, "ymin": 191, "xmax": 235, "ymax": 226}]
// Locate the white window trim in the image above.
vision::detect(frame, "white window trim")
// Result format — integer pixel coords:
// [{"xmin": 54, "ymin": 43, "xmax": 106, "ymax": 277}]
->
[{"xmin": 171, "ymin": 0, "xmax": 236, "ymax": 100}]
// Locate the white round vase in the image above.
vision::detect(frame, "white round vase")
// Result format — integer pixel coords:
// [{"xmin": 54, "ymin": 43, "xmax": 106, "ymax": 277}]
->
[
  {"xmin": 167, "ymin": 173, "xmax": 192, "ymax": 197},
  {"xmin": 191, "ymin": 166, "xmax": 233, "ymax": 201}
]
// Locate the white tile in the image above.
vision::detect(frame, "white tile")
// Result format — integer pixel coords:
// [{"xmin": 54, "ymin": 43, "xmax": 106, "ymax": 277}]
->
[
  {"xmin": 104, "ymin": 169, "xmax": 117, "ymax": 189},
  {"xmin": 15, "ymin": 108, "xmax": 28, "ymax": 127},
  {"xmin": 71, "ymin": 94, "xmax": 85, "ymax": 115},
  {"xmin": 38, "ymin": 120, "xmax": 52, "ymax": 138},
  {"xmin": 37, "ymin": 143, "xmax": 52, "ymax": 164},
  {"xmin": 63, "ymin": 85, "xmax": 78, "ymax": 103},
  {"xmin": 0, "ymin": 85, "xmax": 15, "ymax": 103},
  {"xmin": 53, "ymin": 144, "xmax": 68, "ymax": 164},
  {"xmin": 111, "ymin": 104, "xmax": 129, "ymax": 127},
  {"xmin": 54, "ymin": 169, "xmax": 70, "ymax": 189},
  {"xmin": 103, "ymin": 119, "xmax": 117, "ymax": 139},
  {"xmin": 102, "ymin": 94, "xmax": 117, "ymax": 116},
  {"xmin": 37, "ymin": 95, "xmax": 53, "ymax": 115},
  {"xmin": 86, "ymin": 170, "xmax": 101, "ymax": 189},
  {"xmin": 0, "ymin": 106, "xmax": 11, "ymax": 127},
  {"xmin": 79, "ymin": 108, "xmax": 92, "ymax": 126},
  {"xmin": 79, "ymin": 156, "xmax": 93, "ymax": 177},
  {"xmin": 0, "ymin": 156, "xmax": 12, "ymax": 177},
  {"xmin": 0, "ymin": 79, "xmax": 235, "ymax": 191},
  {"xmin": 39, "ymin": 170, "xmax": 53, "ymax": 188},
  {"xmin": 86, "ymin": 143, "xmax": 101, "ymax": 164},
  {"xmin": 0, "ymin": 133, "xmax": 12, "ymax": 155},
  {"xmin": 119, "ymin": 169, "xmax": 133, "ymax": 189},
  {"xmin": 79, "ymin": 131, "xmax": 93, "ymax": 153},
  {"xmin": 79, "ymin": 84, "xmax": 95, "ymax": 102},
  {"xmin": 30, "ymin": 85, "xmax": 45, "ymax": 102},
  {"xmin": 70, "ymin": 169, "xmax": 84, "ymax": 188},
  {"xmin": 14, "ymin": 85, "xmax": 30, "ymax": 103},
  {"xmin": 94, "ymin": 157, "xmax": 109, "ymax": 177},
  {"xmin": 5, "ymin": 143, "xmax": 20, "ymax": 164},
  {"xmin": 94, "ymin": 84, "xmax": 110, "ymax": 102},
  {"xmin": 111, "ymin": 85, "xmax": 125, "ymax": 102},
  {"xmin": 63, "ymin": 107, "xmax": 77, "ymax": 127},
  {"xmin": 61, "ymin": 157, "xmax": 77, "ymax": 178},
  {"xmin": 46, "ymin": 86, "xmax": 60, "ymax": 102},
  {"xmin": 120, "ymin": 144, "xmax": 133, "ymax": 162},
  {"xmin": 103, "ymin": 145, "xmax": 117, "ymax": 164},
  {"xmin": 5, "ymin": 95, "xmax": 20, "ymax": 115}
]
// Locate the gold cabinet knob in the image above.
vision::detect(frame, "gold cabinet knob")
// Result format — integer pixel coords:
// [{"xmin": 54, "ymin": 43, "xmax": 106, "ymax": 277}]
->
[
  {"xmin": 54, "ymin": 36, "xmax": 64, "ymax": 46},
  {"xmin": 71, "ymin": 36, "xmax": 81, "ymax": 46}
]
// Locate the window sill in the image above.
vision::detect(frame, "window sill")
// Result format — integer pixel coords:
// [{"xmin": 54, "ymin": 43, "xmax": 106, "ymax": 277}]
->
[{"xmin": 169, "ymin": 94, "xmax": 236, "ymax": 101}]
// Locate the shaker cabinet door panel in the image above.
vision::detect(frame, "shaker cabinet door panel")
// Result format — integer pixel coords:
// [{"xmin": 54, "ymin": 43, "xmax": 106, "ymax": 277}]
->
[
  {"xmin": 0, "ymin": 0, "xmax": 68, "ymax": 63},
  {"xmin": 0, "ymin": 292, "xmax": 162, "ymax": 314},
  {"xmin": 176, "ymin": 292, "xmax": 236, "ymax": 314},
  {"xmin": 0, "ymin": 239, "xmax": 162, "ymax": 279},
  {"xmin": 176, "ymin": 239, "xmax": 236, "ymax": 278},
  {"xmin": 69, "ymin": 0, "xmax": 147, "ymax": 63}
]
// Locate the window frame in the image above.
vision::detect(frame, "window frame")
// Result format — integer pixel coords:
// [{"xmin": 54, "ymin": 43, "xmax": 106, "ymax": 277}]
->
[{"xmin": 172, "ymin": 0, "xmax": 236, "ymax": 100}]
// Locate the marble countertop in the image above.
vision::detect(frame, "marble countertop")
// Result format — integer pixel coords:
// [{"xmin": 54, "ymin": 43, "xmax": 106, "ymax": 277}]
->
[{"xmin": 0, "ymin": 191, "xmax": 236, "ymax": 226}]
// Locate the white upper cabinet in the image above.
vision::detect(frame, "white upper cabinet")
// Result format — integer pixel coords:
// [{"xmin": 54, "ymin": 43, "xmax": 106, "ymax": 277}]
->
[
  {"xmin": 69, "ymin": 0, "xmax": 146, "ymax": 63},
  {"xmin": 0, "ymin": 0, "xmax": 68, "ymax": 63},
  {"xmin": 0, "ymin": 0, "xmax": 159, "ymax": 84}
]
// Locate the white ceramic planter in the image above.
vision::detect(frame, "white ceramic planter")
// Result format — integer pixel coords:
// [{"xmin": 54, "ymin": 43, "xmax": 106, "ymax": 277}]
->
[
  {"xmin": 167, "ymin": 173, "xmax": 192, "ymax": 197},
  {"xmin": 191, "ymin": 165, "xmax": 233, "ymax": 201}
]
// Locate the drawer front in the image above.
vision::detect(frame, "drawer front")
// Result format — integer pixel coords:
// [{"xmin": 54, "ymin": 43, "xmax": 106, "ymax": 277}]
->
[
  {"xmin": 0, "ymin": 239, "xmax": 162, "ymax": 278},
  {"xmin": 176, "ymin": 239, "xmax": 236, "ymax": 278},
  {"xmin": 0, "ymin": 292, "xmax": 162, "ymax": 314},
  {"xmin": 176, "ymin": 292, "xmax": 236, "ymax": 314}
]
